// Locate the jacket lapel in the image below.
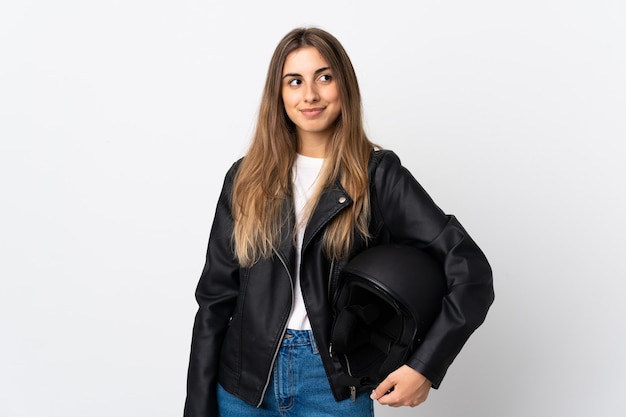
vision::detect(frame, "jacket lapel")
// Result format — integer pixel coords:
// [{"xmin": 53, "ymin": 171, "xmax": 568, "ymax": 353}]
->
[
  {"xmin": 302, "ymin": 181, "xmax": 352, "ymax": 252},
  {"xmin": 275, "ymin": 196, "xmax": 297, "ymax": 278}
]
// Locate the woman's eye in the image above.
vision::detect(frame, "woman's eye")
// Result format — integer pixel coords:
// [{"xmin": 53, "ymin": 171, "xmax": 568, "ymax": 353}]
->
[
  {"xmin": 318, "ymin": 74, "xmax": 332, "ymax": 82},
  {"xmin": 288, "ymin": 79, "xmax": 302, "ymax": 86}
]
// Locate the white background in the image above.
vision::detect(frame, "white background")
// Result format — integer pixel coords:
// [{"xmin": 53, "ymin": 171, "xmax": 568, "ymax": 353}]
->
[{"xmin": 1, "ymin": 1, "xmax": 625, "ymax": 416}]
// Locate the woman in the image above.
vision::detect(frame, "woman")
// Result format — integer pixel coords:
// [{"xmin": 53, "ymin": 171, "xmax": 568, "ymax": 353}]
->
[{"xmin": 184, "ymin": 27, "xmax": 494, "ymax": 417}]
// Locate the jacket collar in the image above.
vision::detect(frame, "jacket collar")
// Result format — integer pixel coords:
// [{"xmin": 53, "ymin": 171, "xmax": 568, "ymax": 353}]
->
[
  {"xmin": 274, "ymin": 179, "xmax": 352, "ymax": 272},
  {"xmin": 302, "ymin": 180, "xmax": 352, "ymax": 253},
  {"xmin": 275, "ymin": 197, "xmax": 297, "ymax": 274}
]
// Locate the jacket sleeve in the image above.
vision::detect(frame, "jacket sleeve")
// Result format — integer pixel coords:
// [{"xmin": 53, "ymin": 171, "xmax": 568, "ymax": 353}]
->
[
  {"xmin": 184, "ymin": 163, "xmax": 241, "ymax": 417},
  {"xmin": 371, "ymin": 151, "xmax": 494, "ymax": 388}
]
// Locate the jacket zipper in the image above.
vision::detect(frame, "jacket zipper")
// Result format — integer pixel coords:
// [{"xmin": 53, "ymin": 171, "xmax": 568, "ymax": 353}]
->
[
  {"xmin": 327, "ymin": 259, "xmax": 335, "ymax": 301},
  {"xmin": 327, "ymin": 260, "xmax": 356, "ymax": 401},
  {"xmin": 257, "ymin": 250, "xmax": 294, "ymax": 407},
  {"xmin": 344, "ymin": 353, "xmax": 357, "ymax": 401}
]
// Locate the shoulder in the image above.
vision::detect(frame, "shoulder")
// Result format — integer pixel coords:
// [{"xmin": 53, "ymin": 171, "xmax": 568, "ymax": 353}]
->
[
  {"xmin": 214, "ymin": 158, "xmax": 244, "ymax": 198},
  {"xmin": 368, "ymin": 148, "xmax": 405, "ymax": 177},
  {"xmin": 369, "ymin": 148, "xmax": 402, "ymax": 166},
  {"xmin": 224, "ymin": 157, "xmax": 244, "ymax": 182},
  {"xmin": 368, "ymin": 148, "xmax": 426, "ymax": 199}
]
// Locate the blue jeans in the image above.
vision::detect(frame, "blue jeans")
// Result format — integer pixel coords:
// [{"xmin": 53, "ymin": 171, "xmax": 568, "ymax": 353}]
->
[{"xmin": 217, "ymin": 329, "xmax": 374, "ymax": 417}]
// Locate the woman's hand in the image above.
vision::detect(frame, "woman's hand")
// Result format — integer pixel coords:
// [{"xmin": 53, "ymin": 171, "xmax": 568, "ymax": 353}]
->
[{"xmin": 369, "ymin": 365, "xmax": 432, "ymax": 407}]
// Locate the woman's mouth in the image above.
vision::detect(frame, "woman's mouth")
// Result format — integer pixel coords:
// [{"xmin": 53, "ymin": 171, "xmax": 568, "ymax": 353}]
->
[{"xmin": 300, "ymin": 107, "xmax": 325, "ymax": 117}]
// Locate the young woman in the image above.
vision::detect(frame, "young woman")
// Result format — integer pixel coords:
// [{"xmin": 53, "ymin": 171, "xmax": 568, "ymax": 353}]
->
[{"xmin": 184, "ymin": 27, "xmax": 494, "ymax": 417}]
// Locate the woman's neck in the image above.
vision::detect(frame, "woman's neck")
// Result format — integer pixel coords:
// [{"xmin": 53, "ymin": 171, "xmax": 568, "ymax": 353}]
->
[{"xmin": 296, "ymin": 135, "xmax": 328, "ymax": 158}]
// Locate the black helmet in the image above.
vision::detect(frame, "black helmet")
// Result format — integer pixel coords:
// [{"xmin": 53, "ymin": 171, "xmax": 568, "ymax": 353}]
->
[{"xmin": 331, "ymin": 244, "xmax": 446, "ymax": 390}]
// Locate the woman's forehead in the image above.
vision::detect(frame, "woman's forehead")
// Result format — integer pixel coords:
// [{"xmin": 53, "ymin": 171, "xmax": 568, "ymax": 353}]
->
[{"xmin": 283, "ymin": 47, "xmax": 330, "ymax": 74}]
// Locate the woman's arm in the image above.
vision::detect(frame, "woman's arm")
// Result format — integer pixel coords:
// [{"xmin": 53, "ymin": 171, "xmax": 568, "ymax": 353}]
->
[
  {"xmin": 371, "ymin": 151, "xmax": 494, "ymax": 392},
  {"xmin": 184, "ymin": 163, "xmax": 242, "ymax": 417}
]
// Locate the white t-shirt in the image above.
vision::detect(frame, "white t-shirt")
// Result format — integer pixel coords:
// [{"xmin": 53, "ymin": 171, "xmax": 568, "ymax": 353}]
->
[{"xmin": 286, "ymin": 153, "xmax": 324, "ymax": 330}]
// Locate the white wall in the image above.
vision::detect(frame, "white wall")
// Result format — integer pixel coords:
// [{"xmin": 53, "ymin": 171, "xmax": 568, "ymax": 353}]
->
[{"xmin": 1, "ymin": 1, "xmax": 625, "ymax": 416}]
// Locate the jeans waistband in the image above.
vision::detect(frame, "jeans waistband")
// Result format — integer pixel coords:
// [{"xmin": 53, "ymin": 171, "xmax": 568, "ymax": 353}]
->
[{"xmin": 283, "ymin": 329, "xmax": 317, "ymax": 351}]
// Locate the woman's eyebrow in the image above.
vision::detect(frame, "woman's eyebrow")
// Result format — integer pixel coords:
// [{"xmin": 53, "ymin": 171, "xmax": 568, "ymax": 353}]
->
[{"xmin": 282, "ymin": 67, "xmax": 332, "ymax": 79}]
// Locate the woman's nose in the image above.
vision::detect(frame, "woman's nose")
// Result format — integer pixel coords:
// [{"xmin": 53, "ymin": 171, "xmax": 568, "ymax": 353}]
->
[{"xmin": 303, "ymin": 83, "xmax": 319, "ymax": 103}]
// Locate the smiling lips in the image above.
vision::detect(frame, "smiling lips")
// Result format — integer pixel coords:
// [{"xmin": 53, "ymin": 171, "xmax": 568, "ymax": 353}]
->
[{"xmin": 300, "ymin": 107, "xmax": 325, "ymax": 117}]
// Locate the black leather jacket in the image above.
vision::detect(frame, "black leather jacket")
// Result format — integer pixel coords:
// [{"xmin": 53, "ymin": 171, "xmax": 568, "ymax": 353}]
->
[{"xmin": 184, "ymin": 149, "xmax": 494, "ymax": 416}]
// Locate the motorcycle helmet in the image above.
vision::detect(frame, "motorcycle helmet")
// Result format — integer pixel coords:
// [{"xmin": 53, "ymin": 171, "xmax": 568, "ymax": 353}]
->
[{"xmin": 331, "ymin": 244, "xmax": 447, "ymax": 390}]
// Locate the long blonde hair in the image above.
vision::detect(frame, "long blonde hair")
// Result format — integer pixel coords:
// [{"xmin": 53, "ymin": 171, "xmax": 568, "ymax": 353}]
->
[{"xmin": 232, "ymin": 27, "xmax": 376, "ymax": 266}]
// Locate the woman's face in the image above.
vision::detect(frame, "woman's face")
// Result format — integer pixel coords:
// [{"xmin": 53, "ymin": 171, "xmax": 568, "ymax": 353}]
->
[{"xmin": 281, "ymin": 46, "xmax": 341, "ymax": 156}]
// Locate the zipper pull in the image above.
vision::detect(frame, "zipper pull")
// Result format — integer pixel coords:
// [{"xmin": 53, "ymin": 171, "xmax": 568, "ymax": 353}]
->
[
  {"xmin": 329, "ymin": 343, "xmax": 333, "ymax": 358},
  {"xmin": 350, "ymin": 386, "xmax": 356, "ymax": 402}
]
